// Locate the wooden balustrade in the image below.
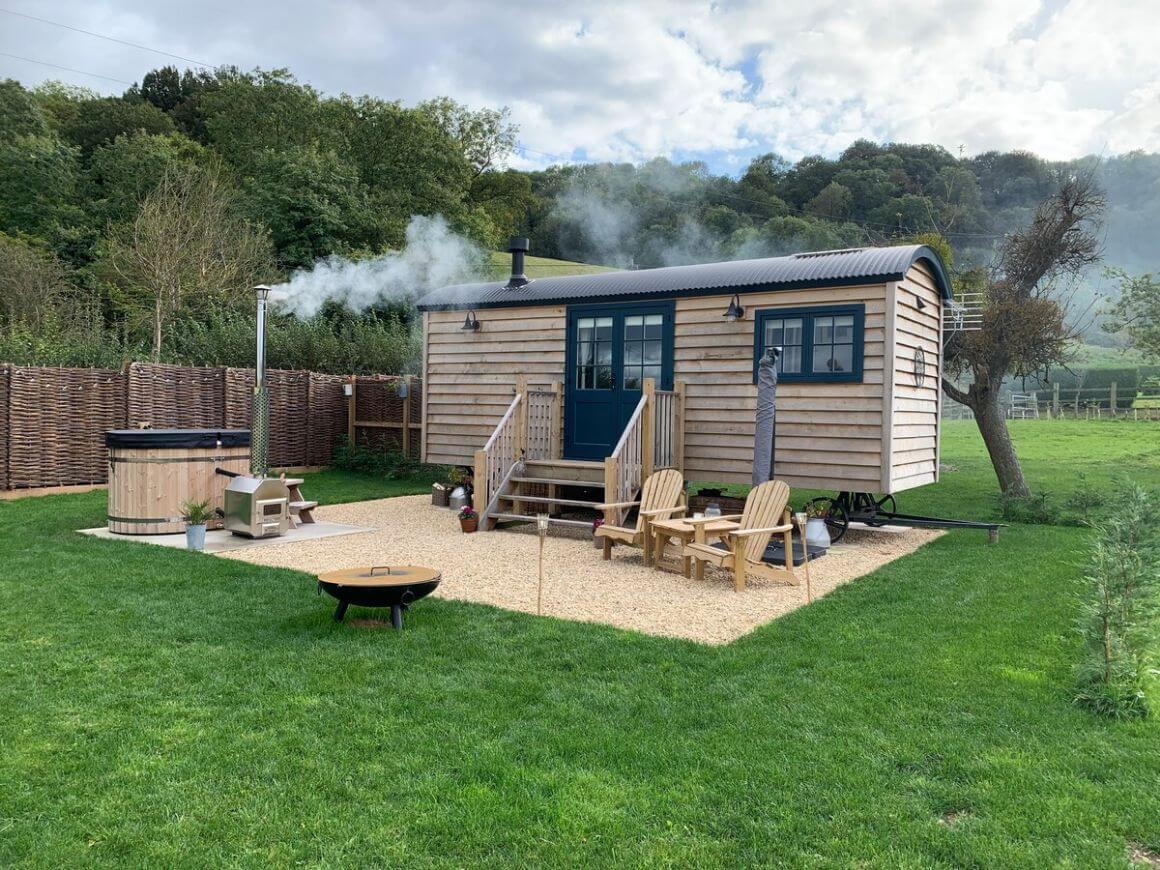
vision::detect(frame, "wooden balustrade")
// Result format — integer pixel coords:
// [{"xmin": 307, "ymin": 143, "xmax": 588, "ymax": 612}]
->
[
  {"xmin": 473, "ymin": 392, "xmax": 522, "ymax": 519},
  {"xmin": 475, "ymin": 374, "xmax": 684, "ymax": 529},
  {"xmin": 653, "ymin": 382, "xmax": 684, "ymax": 472},
  {"xmin": 525, "ymin": 384, "xmax": 561, "ymax": 460}
]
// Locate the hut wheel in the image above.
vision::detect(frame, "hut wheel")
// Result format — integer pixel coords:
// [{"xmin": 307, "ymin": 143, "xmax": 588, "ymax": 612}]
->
[{"xmin": 864, "ymin": 494, "xmax": 897, "ymax": 527}]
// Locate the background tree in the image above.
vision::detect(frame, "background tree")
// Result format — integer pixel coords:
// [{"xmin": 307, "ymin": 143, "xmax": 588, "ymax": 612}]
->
[
  {"xmin": 1103, "ymin": 268, "xmax": 1160, "ymax": 360},
  {"xmin": 240, "ymin": 145, "xmax": 378, "ymax": 269},
  {"xmin": 85, "ymin": 131, "xmax": 210, "ymax": 226},
  {"xmin": 942, "ymin": 174, "xmax": 1105, "ymax": 496},
  {"xmin": 60, "ymin": 96, "xmax": 175, "ymax": 156},
  {"xmin": 0, "ymin": 233, "xmax": 70, "ymax": 327},
  {"xmin": 105, "ymin": 165, "xmax": 273, "ymax": 359}
]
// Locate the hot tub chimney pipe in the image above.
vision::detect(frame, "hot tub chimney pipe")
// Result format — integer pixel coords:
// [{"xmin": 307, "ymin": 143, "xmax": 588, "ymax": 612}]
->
[
  {"xmin": 252, "ymin": 285, "xmax": 271, "ymax": 477},
  {"xmin": 505, "ymin": 237, "xmax": 530, "ymax": 289}
]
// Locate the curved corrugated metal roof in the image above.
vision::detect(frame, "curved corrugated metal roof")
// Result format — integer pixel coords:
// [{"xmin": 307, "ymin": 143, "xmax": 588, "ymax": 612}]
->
[{"xmin": 417, "ymin": 244, "xmax": 952, "ymax": 310}]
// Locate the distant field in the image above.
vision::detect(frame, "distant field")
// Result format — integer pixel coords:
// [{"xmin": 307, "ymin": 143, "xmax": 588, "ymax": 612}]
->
[
  {"xmin": 486, "ymin": 251, "xmax": 617, "ymax": 280},
  {"xmin": 1067, "ymin": 341, "xmax": 1149, "ymax": 368},
  {"xmin": 697, "ymin": 418, "xmax": 1160, "ymax": 522}
]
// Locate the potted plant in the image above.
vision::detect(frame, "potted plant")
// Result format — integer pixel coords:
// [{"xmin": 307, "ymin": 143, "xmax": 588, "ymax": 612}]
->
[
  {"xmin": 458, "ymin": 505, "xmax": 479, "ymax": 533},
  {"xmin": 802, "ymin": 500, "xmax": 833, "ymax": 549},
  {"xmin": 592, "ymin": 517, "xmax": 605, "ymax": 548},
  {"xmin": 181, "ymin": 499, "xmax": 213, "ymax": 551},
  {"xmin": 447, "ymin": 467, "xmax": 473, "ymax": 511}
]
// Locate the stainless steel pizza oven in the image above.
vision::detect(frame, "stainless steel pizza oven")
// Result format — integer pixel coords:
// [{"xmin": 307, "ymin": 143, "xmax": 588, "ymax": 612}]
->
[{"xmin": 223, "ymin": 475, "xmax": 290, "ymax": 538}]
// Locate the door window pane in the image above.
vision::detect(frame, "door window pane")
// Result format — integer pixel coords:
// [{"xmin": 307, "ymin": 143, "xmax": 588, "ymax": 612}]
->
[
  {"xmin": 623, "ymin": 312, "xmax": 665, "ymax": 392},
  {"xmin": 576, "ymin": 316, "xmax": 613, "ymax": 390}
]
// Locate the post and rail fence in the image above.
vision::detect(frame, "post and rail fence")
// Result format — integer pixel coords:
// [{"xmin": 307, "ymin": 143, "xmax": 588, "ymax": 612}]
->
[{"xmin": 941, "ymin": 381, "xmax": 1160, "ymax": 421}]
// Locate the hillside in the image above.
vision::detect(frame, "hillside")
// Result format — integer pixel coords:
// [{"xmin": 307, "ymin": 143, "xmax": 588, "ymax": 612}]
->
[{"xmin": 485, "ymin": 251, "xmax": 617, "ymax": 281}]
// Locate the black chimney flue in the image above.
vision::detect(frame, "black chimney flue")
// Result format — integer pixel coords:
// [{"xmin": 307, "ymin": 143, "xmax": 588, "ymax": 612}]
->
[{"xmin": 505, "ymin": 236, "xmax": 530, "ymax": 289}]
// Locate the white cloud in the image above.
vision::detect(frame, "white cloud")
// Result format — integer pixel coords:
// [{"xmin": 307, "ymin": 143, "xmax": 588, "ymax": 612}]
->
[{"xmin": 1, "ymin": 0, "xmax": 1157, "ymax": 170}]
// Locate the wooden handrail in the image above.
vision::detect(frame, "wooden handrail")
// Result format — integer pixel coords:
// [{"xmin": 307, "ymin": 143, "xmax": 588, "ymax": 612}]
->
[
  {"xmin": 611, "ymin": 393, "xmax": 647, "ymax": 457},
  {"xmin": 483, "ymin": 393, "xmax": 521, "ymax": 452},
  {"xmin": 474, "ymin": 391, "xmax": 523, "ymax": 519}
]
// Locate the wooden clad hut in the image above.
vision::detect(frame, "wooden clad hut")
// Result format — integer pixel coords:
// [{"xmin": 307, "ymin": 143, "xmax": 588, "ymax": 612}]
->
[{"xmin": 416, "ymin": 241, "xmax": 952, "ymax": 529}]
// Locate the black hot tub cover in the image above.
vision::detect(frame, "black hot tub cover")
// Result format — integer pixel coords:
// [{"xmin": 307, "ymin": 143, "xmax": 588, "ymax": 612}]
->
[{"xmin": 105, "ymin": 429, "xmax": 251, "ymax": 449}]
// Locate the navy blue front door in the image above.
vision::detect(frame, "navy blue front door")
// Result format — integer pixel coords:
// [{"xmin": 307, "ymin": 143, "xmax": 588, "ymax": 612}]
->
[{"xmin": 564, "ymin": 302, "xmax": 674, "ymax": 460}]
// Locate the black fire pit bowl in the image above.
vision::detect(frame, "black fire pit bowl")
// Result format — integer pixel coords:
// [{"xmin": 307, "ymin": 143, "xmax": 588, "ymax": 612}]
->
[{"xmin": 316, "ymin": 565, "xmax": 441, "ymax": 630}]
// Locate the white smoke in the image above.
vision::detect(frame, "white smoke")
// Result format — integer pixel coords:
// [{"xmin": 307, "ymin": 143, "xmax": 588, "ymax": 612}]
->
[{"xmin": 271, "ymin": 215, "xmax": 485, "ymax": 317}]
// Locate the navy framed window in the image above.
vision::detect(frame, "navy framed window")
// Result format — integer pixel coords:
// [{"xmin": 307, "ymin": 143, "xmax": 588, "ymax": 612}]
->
[{"xmin": 752, "ymin": 304, "xmax": 865, "ymax": 383}]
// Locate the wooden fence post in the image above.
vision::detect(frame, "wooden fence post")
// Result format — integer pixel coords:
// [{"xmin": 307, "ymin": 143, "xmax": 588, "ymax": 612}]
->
[
  {"xmin": 473, "ymin": 448, "xmax": 488, "ymax": 517},
  {"xmin": 401, "ymin": 375, "xmax": 413, "ymax": 457},
  {"xmin": 674, "ymin": 380, "xmax": 686, "ymax": 474},
  {"xmin": 603, "ymin": 456, "xmax": 619, "ymax": 525},
  {"xmin": 1052, "ymin": 382, "xmax": 1060, "ymax": 418},
  {"xmin": 641, "ymin": 377, "xmax": 655, "ymax": 479},
  {"xmin": 514, "ymin": 374, "xmax": 528, "ymax": 458},
  {"xmin": 346, "ymin": 377, "xmax": 357, "ymax": 445},
  {"xmin": 1110, "ymin": 381, "xmax": 1117, "ymax": 415}
]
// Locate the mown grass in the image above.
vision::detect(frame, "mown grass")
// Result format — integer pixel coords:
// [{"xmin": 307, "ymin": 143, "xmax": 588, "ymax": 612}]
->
[
  {"xmin": 1, "ymin": 422, "xmax": 1158, "ymax": 866},
  {"xmin": 701, "ymin": 418, "xmax": 1160, "ymax": 523}
]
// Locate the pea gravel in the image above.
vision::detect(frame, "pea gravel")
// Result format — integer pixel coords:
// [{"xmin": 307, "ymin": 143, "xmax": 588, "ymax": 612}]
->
[{"xmin": 224, "ymin": 495, "xmax": 942, "ymax": 645}]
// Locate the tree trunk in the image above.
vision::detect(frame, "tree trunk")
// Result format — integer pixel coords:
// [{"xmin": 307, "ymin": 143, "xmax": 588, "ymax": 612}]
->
[
  {"xmin": 973, "ymin": 391, "xmax": 1030, "ymax": 497},
  {"xmin": 153, "ymin": 297, "xmax": 162, "ymax": 363},
  {"xmin": 943, "ymin": 379, "xmax": 1030, "ymax": 498}
]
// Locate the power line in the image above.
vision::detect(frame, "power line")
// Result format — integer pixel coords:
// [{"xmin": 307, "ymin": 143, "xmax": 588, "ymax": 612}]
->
[
  {"xmin": 0, "ymin": 50, "xmax": 134, "ymax": 85},
  {"xmin": 0, "ymin": 7, "xmax": 215, "ymax": 68}
]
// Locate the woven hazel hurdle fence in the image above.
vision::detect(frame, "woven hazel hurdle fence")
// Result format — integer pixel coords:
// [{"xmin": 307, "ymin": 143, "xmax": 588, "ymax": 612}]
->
[
  {"xmin": 348, "ymin": 374, "xmax": 423, "ymax": 461},
  {"xmin": 0, "ymin": 363, "xmax": 420, "ymax": 491}
]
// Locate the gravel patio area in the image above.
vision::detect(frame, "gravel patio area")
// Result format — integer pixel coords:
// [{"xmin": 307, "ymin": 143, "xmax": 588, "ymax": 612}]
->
[{"xmin": 224, "ymin": 495, "xmax": 942, "ymax": 644}]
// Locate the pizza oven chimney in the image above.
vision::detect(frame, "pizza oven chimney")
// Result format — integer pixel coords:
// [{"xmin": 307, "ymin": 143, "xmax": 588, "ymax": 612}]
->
[{"xmin": 505, "ymin": 236, "xmax": 530, "ymax": 289}]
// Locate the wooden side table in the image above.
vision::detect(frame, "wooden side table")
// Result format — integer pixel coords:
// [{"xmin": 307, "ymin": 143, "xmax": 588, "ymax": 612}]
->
[{"xmin": 649, "ymin": 517, "xmax": 739, "ymax": 577}]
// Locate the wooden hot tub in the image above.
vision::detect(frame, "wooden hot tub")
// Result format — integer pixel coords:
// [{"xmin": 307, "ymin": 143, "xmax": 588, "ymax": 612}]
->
[{"xmin": 106, "ymin": 429, "xmax": 251, "ymax": 534}]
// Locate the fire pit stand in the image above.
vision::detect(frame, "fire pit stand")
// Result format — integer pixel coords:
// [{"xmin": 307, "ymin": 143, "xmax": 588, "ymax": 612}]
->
[{"xmin": 316, "ymin": 565, "xmax": 441, "ymax": 630}]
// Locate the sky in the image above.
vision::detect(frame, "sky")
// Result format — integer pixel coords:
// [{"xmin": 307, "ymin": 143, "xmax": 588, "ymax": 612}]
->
[{"xmin": 1, "ymin": 0, "xmax": 1158, "ymax": 176}]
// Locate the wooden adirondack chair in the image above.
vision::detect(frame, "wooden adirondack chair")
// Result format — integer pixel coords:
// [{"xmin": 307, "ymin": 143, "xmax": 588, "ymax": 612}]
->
[
  {"xmin": 596, "ymin": 468, "xmax": 686, "ymax": 564},
  {"xmin": 682, "ymin": 480, "xmax": 796, "ymax": 591}
]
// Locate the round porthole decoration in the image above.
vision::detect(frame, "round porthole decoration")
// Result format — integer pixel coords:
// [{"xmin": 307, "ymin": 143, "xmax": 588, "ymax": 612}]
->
[{"xmin": 913, "ymin": 347, "xmax": 927, "ymax": 387}]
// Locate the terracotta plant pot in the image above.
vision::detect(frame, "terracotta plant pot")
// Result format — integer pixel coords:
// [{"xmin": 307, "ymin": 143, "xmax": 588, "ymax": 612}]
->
[{"xmin": 460, "ymin": 517, "xmax": 478, "ymax": 533}]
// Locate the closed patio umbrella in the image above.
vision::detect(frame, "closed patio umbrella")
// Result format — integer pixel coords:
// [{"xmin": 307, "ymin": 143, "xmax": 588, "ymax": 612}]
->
[{"xmin": 752, "ymin": 347, "xmax": 780, "ymax": 487}]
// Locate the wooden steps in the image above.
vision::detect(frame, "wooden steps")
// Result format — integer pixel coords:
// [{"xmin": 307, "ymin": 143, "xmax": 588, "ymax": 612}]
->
[
  {"xmin": 509, "ymin": 476, "xmax": 603, "ymax": 488},
  {"xmin": 521, "ymin": 459, "xmax": 604, "ymax": 483},
  {"xmin": 496, "ymin": 493, "xmax": 602, "ymax": 508},
  {"xmin": 491, "ymin": 513, "xmax": 596, "ymax": 529},
  {"xmin": 483, "ymin": 456, "xmax": 607, "ymax": 530}
]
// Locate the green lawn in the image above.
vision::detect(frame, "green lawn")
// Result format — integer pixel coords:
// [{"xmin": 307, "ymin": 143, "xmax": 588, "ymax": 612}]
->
[
  {"xmin": 486, "ymin": 250, "xmax": 616, "ymax": 280},
  {"xmin": 2, "ymin": 422, "xmax": 1159, "ymax": 866},
  {"xmin": 701, "ymin": 418, "xmax": 1160, "ymax": 524}
]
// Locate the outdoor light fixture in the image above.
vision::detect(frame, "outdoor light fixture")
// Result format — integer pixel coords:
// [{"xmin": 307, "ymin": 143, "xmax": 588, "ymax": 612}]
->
[
  {"xmin": 722, "ymin": 294, "xmax": 746, "ymax": 322},
  {"xmin": 342, "ymin": 382, "xmax": 353, "ymax": 397},
  {"xmin": 254, "ymin": 284, "xmax": 271, "ymax": 302},
  {"xmin": 537, "ymin": 513, "xmax": 549, "ymax": 616},
  {"xmin": 461, "ymin": 311, "xmax": 481, "ymax": 331},
  {"xmin": 915, "ymin": 294, "xmax": 927, "ymax": 311}
]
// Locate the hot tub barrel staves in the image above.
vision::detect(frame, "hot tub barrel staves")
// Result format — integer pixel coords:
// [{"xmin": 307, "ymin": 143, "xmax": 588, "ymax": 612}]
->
[{"xmin": 105, "ymin": 429, "xmax": 250, "ymax": 534}]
